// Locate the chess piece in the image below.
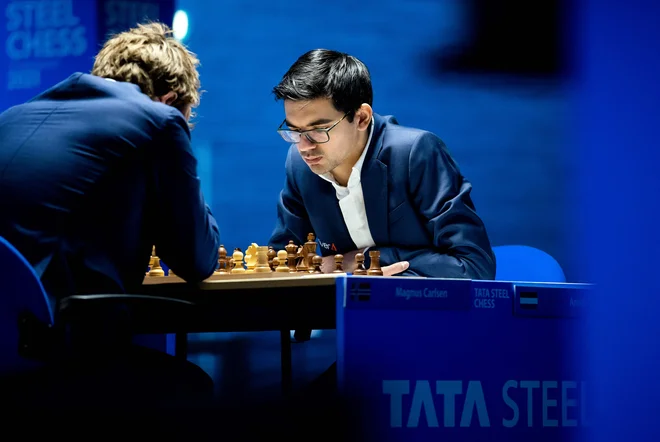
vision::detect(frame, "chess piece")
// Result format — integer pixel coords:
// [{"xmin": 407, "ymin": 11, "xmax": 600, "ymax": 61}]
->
[
  {"xmin": 285, "ymin": 241, "xmax": 298, "ymax": 272},
  {"xmin": 255, "ymin": 246, "xmax": 271, "ymax": 273},
  {"xmin": 276, "ymin": 250, "xmax": 289, "ymax": 272},
  {"xmin": 304, "ymin": 233, "xmax": 317, "ymax": 255},
  {"xmin": 148, "ymin": 245, "xmax": 165, "ymax": 277},
  {"xmin": 231, "ymin": 248, "xmax": 246, "ymax": 273},
  {"xmin": 245, "ymin": 243, "xmax": 258, "ymax": 273},
  {"xmin": 296, "ymin": 247, "xmax": 309, "ymax": 272},
  {"xmin": 367, "ymin": 250, "xmax": 384, "ymax": 276},
  {"xmin": 267, "ymin": 247, "xmax": 277, "ymax": 270},
  {"xmin": 311, "ymin": 255, "xmax": 323, "ymax": 273},
  {"xmin": 303, "ymin": 233, "xmax": 317, "ymax": 271},
  {"xmin": 332, "ymin": 254, "xmax": 344, "ymax": 273},
  {"xmin": 353, "ymin": 252, "xmax": 367, "ymax": 275},
  {"xmin": 215, "ymin": 245, "xmax": 229, "ymax": 274},
  {"xmin": 307, "ymin": 256, "xmax": 317, "ymax": 273}
]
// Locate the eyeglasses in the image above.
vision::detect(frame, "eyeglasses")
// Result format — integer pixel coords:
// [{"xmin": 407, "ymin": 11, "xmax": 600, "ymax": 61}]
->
[{"xmin": 277, "ymin": 113, "xmax": 348, "ymax": 144}]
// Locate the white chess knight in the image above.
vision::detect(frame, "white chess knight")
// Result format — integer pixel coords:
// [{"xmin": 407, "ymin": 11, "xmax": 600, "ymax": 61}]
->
[{"xmin": 244, "ymin": 243, "xmax": 259, "ymax": 272}]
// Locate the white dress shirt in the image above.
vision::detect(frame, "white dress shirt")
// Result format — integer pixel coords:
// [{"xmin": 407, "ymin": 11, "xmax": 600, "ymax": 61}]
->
[{"xmin": 318, "ymin": 118, "xmax": 376, "ymax": 250}]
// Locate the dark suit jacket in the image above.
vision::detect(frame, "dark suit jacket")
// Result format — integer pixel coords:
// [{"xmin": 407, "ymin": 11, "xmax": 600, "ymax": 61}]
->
[
  {"xmin": 269, "ymin": 113, "xmax": 495, "ymax": 279},
  {"xmin": 0, "ymin": 73, "xmax": 220, "ymax": 299}
]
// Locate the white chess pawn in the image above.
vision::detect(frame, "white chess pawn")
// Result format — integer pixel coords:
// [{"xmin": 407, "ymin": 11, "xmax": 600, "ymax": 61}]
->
[
  {"xmin": 276, "ymin": 250, "xmax": 289, "ymax": 272},
  {"xmin": 231, "ymin": 249, "xmax": 246, "ymax": 273}
]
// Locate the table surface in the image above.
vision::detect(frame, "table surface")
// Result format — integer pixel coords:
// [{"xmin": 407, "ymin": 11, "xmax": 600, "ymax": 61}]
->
[{"xmin": 141, "ymin": 271, "xmax": 342, "ymax": 291}]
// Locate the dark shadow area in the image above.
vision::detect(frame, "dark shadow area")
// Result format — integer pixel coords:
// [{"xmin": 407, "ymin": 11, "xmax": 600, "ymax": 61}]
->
[
  {"xmin": 428, "ymin": 0, "xmax": 564, "ymax": 79},
  {"xmin": 0, "ymin": 392, "xmax": 359, "ymax": 441}
]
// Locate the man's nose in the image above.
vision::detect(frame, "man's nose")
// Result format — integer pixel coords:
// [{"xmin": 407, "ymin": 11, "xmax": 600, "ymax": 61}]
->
[{"xmin": 297, "ymin": 135, "xmax": 316, "ymax": 151}]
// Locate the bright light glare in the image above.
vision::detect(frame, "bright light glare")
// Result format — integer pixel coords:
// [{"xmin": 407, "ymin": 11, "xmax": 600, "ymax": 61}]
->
[{"xmin": 173, "ymin": 10, "xmax": 189, "ymax": 41}]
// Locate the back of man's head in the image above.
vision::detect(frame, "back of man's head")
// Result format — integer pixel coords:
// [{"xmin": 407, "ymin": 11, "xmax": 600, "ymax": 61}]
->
[{"xmin": 91, "ymin": 22, "xmax": 201, "ymax": 115}]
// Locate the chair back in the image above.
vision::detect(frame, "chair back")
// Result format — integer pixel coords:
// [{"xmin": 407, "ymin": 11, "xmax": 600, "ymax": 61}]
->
[
  {"xmin": 0, "ymin": 236, "xmax": 54, "ymax": 374},
  {"xmin": 493, "ymin": 245, "xmax": 566, "ymax": 283}
]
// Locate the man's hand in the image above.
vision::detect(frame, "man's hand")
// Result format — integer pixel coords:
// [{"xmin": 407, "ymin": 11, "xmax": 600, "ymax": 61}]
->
[
  {"xmin": 382, "ymin": 260, "xmax": 409, "ymax": 276},
  {"xmin": 320, "ymin": 250, "xmax": 363, "ymax": 273},
  {"xmin": 321, "ymin": 249, "xmax": 409, "ymax": 276}
]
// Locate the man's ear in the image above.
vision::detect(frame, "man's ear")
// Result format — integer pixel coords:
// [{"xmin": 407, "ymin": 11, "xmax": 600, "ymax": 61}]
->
[
  {"xmin": 356, "ymin": 103, "xmax": 373, "ymax": 131},
  {"xmin": 156, "ymin": 91, "xmax": 178, "ymax": 106}
]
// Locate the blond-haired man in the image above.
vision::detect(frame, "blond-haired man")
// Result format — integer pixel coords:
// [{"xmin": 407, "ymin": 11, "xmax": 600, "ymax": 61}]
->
[
  {"xmin": 0, "ymin": 23, "xmax": 218, "ymax": 406},
  {"xmin": 0, "ymin": 22, "xmax": 220, "ymax": 299}
]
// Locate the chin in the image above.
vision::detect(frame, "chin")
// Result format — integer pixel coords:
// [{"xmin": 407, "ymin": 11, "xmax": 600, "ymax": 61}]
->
[{"xmin": 308, "ymin": 163, "xmax": 330, "ymax": 174}]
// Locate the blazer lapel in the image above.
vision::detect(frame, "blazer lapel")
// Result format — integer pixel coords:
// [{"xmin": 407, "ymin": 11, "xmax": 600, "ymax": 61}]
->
[
  {"xmin": 361, "ymin": 116, "xmax": 390, "ymax": 244},
  {"xmin": 361, "ymin": 160, "xmax": 389, "ymax": 244}
]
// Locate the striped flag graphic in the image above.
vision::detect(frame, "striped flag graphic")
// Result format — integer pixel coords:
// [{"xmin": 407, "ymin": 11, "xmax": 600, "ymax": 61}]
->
[{"xmin": 519, "ymin": 291, "xmax": 539, "ymax": 309}]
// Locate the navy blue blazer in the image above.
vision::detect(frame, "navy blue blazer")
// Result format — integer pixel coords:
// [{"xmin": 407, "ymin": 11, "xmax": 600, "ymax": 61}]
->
[
  {"xmin": 0, "ymin": 73, "xmax": 221, "ymax": 299},
  {"xmin": 269, "ymin": 114, "xmax": 496, "ymax": 279}
]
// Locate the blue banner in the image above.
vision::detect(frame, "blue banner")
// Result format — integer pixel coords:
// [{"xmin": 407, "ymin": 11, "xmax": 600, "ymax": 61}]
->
[
  {"xmin": 337, "ymin": 276, "xmax": 592, "ymax": 441},
  {"xmin": 0, "ymin": 0, "xmax": 174, "ymax": 112},
  {"xmin": 96, "ymin": 0, "xmax": 173, "ymax": 43},
  {"xmin": 0, "ymin": 0, "xmax": 97, "ymax": 110}
]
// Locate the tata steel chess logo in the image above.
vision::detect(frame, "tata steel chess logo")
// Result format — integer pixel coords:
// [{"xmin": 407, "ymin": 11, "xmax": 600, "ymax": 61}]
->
[{"xmin": 350, "ymin": 282, "xmax": 371, "ymax": 302}]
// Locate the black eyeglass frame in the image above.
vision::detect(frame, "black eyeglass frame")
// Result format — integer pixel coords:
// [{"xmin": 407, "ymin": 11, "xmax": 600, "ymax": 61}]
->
[{"xmin": 276, "ymin": 112, "xmax": 349, "ymax": 144}]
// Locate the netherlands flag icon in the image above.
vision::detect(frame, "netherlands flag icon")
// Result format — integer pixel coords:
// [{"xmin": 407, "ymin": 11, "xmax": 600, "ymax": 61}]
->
[{"xmin": 519, "ymin": 291, "xmax": 539, "ymax": 309}]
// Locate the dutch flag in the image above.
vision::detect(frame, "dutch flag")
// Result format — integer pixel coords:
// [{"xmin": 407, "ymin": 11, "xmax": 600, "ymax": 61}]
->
[{"xmin": 519, "ymin": 291, "xmax": 539, "ymax": 309}]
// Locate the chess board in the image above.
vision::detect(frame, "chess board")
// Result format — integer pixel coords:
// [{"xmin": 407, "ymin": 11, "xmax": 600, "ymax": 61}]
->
[
  {"xmin": 138, "ymin": 238, "xmax": 344, "ymax": 333},
  {"xmin": 143, "ymin": 233, "xmax": 385, "ymax": 288}
]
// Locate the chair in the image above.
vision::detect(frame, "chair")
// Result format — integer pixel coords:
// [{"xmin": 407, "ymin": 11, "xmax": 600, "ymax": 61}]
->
[
  {"xmin": 0, "ymin": 236, "xmax": 204, "ymax": 408},
  {"xmin": 492, "ymin": 245, "xmax": 566, "ymax": 283},
  {"xmin": 0, "ymin": 236, "xmax": 55, "ymax": 375}
]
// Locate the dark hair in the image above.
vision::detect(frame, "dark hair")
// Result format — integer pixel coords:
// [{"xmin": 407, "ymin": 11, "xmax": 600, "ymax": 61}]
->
[{"xmin": 272, "ymin": 49, "xmax": 373, "ymax": 122}]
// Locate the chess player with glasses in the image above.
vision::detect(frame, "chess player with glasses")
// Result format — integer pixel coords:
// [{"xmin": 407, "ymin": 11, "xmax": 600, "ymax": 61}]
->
[{"xmin": 269, "ymin": 49, "xmax": 495, "ymax": 280}]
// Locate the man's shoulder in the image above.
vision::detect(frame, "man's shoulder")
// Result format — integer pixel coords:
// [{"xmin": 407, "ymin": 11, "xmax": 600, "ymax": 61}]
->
[
  {"xmin": 82, "ymin": 74, "xmax": 180, "ymax": 121},
  {"xmin": 374, "ymin": 113, "xmax": 444, "ymax": 157},
  {"xmin": 30, "ymin": 72, "xmax": 177, "ymax": 121},
  {"xmin": 1, "ymin": 74, "xmax": 187, "ymax": 149}
]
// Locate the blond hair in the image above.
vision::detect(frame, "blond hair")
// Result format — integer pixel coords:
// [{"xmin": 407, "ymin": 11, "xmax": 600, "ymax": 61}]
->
[{"xmin": 92, "ymin": 22, "xmax": 201, "ymax": 113}]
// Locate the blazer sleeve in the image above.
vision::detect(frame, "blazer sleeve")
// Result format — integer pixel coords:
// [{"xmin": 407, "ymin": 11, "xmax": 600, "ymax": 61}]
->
[
  {"xmin": 149, "ymin": 112, "xmax": 221, "ymax": 282},
  {"xmin": 268, "ymin": 147, "xmax": 313, "ymax": 250},
  {"xmin": 369, "ymin": 132, "xmax": 496, "ymax": 280}
]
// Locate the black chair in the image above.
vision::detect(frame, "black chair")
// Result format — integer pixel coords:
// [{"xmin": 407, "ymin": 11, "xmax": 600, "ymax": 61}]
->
[{"xmin": 0, "ymin": 236, "xmax": 213, "ymax": 412}]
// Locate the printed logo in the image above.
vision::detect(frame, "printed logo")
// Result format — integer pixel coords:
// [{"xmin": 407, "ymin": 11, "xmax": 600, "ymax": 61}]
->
[{"xmin": 318, "ymin": 238, "xmax": 337, "ymax": 251}]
